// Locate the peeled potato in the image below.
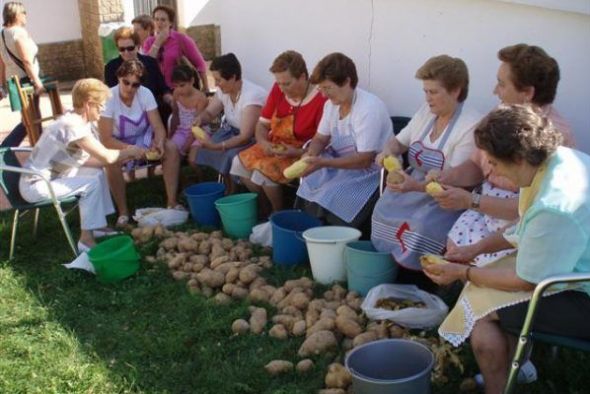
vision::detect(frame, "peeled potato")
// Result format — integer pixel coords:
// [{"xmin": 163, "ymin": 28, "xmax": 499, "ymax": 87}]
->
[
  {"xmin": 191, "ymin": 126, "xmax": 208, "ymax": 140},
  {"xmin": 145, "ymin": 149, "xmax": 162, "ymax": 161},
  {"xmin": 425, "ymin": 181, "xmax": 444, "ymax": 196},
  {"xmin": 383, "ymin": 155, "xmax": 402, "ymax": 172},
  {"xmin": 419, "ymin": 254, "xmax": 449, "ymax": 269},
  {"xmin": 283, "ymin": 158, "xmax": 309, "ymax": 179},
  {"xmin": 272, "ymin": 144, "xmax": 287, "ymax": 152}
]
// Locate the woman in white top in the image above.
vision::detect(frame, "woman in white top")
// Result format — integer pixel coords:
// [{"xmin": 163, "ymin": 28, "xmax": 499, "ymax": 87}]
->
[
  {"xmin": 371, "ymin": 55, "xmax": 481, "ymax": 282},
  {"xmin": 99, "ymin": 59, "xmax": 181, "ymax": 226},
  {"xmin": 19, "ymin": 79, "xmax": 144, "ymax": 251},
  {"xmin": 296, "ymin": 52, "xmax": 392, "ymax": 231},
  {"xmin": 193, "ymin": 53, "xmax": 266, "ymax": 194}
]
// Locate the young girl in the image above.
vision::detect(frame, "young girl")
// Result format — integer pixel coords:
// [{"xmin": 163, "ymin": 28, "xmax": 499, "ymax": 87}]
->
[{"xmin": 169, "ymin": 64, "xmax": 208, "ymax": 170}]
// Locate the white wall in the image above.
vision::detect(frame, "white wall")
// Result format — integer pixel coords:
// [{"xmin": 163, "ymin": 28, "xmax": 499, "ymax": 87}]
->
[
  {"xmin": 181, "ymin": 0, "xmax": 590, "ymax": 152},
  {"xmin": 17, "ymin": 0, "xmax": 82, "ymax": 43}
]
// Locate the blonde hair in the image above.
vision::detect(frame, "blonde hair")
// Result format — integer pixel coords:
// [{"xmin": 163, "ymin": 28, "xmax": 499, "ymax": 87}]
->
[
  {"xmin": 72, "ymin": 78, "xmax": 111, "ymax": 109},
  {"xmin": 2, "ymin": 2, "xmax": 25, "ymax": 27}
]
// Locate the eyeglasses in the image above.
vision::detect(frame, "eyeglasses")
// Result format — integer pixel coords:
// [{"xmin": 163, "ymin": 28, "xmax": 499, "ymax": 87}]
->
[
  {"xmin": 121, "ymin": 79, "xmax": 141, "ymax": 89},
  {"xmin": 118, "ymin": 45, "xmax": 136, "ymax": 52}
]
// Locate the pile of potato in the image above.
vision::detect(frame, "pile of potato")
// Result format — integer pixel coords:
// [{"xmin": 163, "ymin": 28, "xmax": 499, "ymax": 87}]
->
[{"xmin": 132, "ymin": 225, "xmax": 466, "ymax": 392}]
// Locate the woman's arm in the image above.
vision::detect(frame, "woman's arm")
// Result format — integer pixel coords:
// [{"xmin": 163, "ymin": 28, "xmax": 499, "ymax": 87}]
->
[
  {"xmin": 195, "ymin": 96, "xmax": 223, "ymax": 126},
  {"xmin": 375, "ymin": 136, "xmax": 408, "ymax": 166},
  {"xmin": 433, "ymin": 186, "xmax": 519, "ymax": 220},
  {"xmin": 437, "ymin": 158, "xmax": 484, "ymax": 187},
  {"xmin": 444, "ymin": 231, "xmax": 515, "ymax": 263},
  {"xmin": 77, "ymin": 135, "xmax": 143, "ymax": 165},
  {"xmin": 147, "ymin": 108, "xmax": 168, "ymax": 154},
  {"xmin": 98, "ymin": 117, "xmax": 129, "ymax": 150},
  {"xmin": 254, "ymin": 119, "xmax": 273, "ymax": 153},
  {"xmin": 0, "ymin": 55, "xmax": 6, "ymax": 99},
  {"xmin": 169, "ymin": 99, "xmax": 179, "ymax": 139},
  {"xmin": 14, "ymin": 34, "xmax": 43, "ymax": 93}
]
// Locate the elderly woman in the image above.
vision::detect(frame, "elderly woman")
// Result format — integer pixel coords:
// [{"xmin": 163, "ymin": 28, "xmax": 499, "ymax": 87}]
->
[
  {"xmin": 231, "ymin": 50, "xmax": 326, "ymax": 213},
  {"xmin": 18, "ymin": 79, "xmax": 144, "ymax": 251},
  {"xmin": 432, "ymin": 44, "xmax": 575, "ymax": 267},
  {"xmin": 192, "ymin": 53, "xmax": 266, "ymax": 194},
  {"xmin": 0, "ymin": 1, "xmax": 43, "ymax": 147},
  {"xmin": 143, "ymin": 5, "xmax": 209, "ymax": 93},
  {"xmin": 371, "ymin": 55, "xmax": 481, "ymax": 280},
  {"xmin": 131, "ymin": 14, "xmax": 154, "ymax": 55},
  {"xmin": 425, "ymin": 105, "xmax": 590, "ymax": 394},
  {"xmin": 99, "ymin": 59, "xmax": 181, "ymax": 227},
  {"xmin": 295, "ymin": 52, "xmax": 391, "ymax": 231}
]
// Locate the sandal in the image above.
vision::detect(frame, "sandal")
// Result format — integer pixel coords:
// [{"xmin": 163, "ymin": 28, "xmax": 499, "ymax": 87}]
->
[{"xmin": 116, "ymin": 215, "xmax": 130, "ymax": 227}]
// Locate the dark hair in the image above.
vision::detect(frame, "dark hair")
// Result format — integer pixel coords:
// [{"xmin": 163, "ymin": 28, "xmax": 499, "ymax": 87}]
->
[
  {"xmin": 498, "ymin": 44, "xmax": 560, "ymax": 106},
  {"xmin": 210, "ymin": 53, "xmax": 242, "ymax": 81},
  {"xmin": 269, "ymin": 50, "xmax": 308, "ymax": 79},
  {"xmin": 416, "ymin": 55, "xmax": 469, "ymax": 102},
  {"xmin": 474, "ymin": 104, "xmax": 562, "ymax": 166},
  {"xmin": 132, "ymin": 14, "xmax": 154, "ymax": 33},
  {"xmin": 310, "ymin": 52, "xmax": 358, "ymax": 88},
  {"xmin": 116, "ymin": 59, "xmax": 145, "ymax": 79},
  {"xmin": 152, "ymin": 5, "xmax": 175, "ymax": 25},
  {"xmin": 172, "ymin": 64, "xmax": 196, "ymax": 83}
]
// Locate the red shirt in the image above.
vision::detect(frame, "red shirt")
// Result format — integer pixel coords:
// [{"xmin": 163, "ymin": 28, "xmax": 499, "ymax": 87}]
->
[{"xmin": 260, "ymin": 83, "xmax": 327, "ymax": 141}]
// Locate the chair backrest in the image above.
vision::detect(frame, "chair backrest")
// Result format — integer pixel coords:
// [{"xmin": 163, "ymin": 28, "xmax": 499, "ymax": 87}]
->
[
  {"xmin": 0, "ymin": 148, "xmax": 29, "ymax": 210},
  {"xmin": 390, "ymin": 116, "xmax": 411, "ymax": 168}
]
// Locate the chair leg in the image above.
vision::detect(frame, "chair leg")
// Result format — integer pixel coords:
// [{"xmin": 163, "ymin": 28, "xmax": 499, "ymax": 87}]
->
[
  {"xmin": 33, "ymin": 208, "xmax": 40, "ymax": 238},
  {"xmin": 217, "ymin": 173, "xmax": 224, "ymax": 183},
  {"xmin": 9, "ymin": 209, "xmax": 20, "ymax": 260},
  {"xmin": 52, "ymin": 202, "xmax": 78, "ymax": 258}
]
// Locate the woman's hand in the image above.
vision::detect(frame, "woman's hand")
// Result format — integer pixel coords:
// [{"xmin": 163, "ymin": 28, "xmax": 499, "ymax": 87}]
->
[
  {"xmin": 425, "ymin": 169, "xmax": 441, "ymax": 183},
  {"xmin": 386, "ymin": 171, "xmax": 422, "ymax": 193},
  {"xmin": 423, "ymin": 261, "xmax": 468, "ymax": 285},
  {"xmin": 300, "ymin": 155, "xmax": 325, "ymax": 177},
  {"xmin": 126, "ymin": 145, "xmax": 146, "ymax": 160},
  {"xmin": 375, "ymin": 151, "xmax": 388, "ymax": 167},
  {"xmin": 154, "ymin": 29, "xmax": 169, "ymax": 47},
  {"xmin": 432, "ymin": 186, "xmax": 471, "ymax": 210},
  {"xmin": 152, "ymin": 138, "xmax": 166, "ymax": 159},
  {"xmin": 444, "ymin": 239, "xmax": 480, "ymax": 264},
  {"xmin": 272, "ymin": 143, "xmax": 300, "ymax": 158}
]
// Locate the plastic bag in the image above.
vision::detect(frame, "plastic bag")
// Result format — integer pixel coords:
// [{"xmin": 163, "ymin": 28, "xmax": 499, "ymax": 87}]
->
[
  {"xmin": 133, "ymin": 207, "xmax": 188, "ymax": 228},
  {"xmin": 361, "ymin": 284, "xmax": 448, "ymax": 329},
  {"xmin": 249, "ymin": 221, "xmax": 272, "ymax": 247}
]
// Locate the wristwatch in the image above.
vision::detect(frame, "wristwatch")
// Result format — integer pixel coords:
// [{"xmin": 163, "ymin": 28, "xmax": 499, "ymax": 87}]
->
[{"xmin": 471, "ymin": 189, "xmax": 481, "ymax": 209}]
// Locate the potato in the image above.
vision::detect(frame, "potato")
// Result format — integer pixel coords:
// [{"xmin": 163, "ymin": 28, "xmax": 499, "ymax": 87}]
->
[
  {"xmin": 269, "ymin": 324, "xmax": 288, "ymax": 340},
  {"xmin": 167, "ymin": 254, "xmax": 186, "ymax": 269},
  {"xmin": 131, "ymin": 227, "xmax": 143, "ymax": 242},
  {"xmin": 189, "ymin": 254, "xmax": 208, "ymax": 265},
  {"xmin": 270, "ymin": 288, "xmax": 287, "ymax": 306},
  {"xmin": 231, "ymin": 319, "xmax": 250, "ymax": 335},
  {"xmin": 248, "ymin": 288, "xmax": 270, "ymax": 304},
  {"xmin": 210, "ymin": 244, "xmax": 226, "ymax": 260},
  {"xmin": 272, "ymin": 314, "xmax": 296, "ymax": 330},
  {"xmin": 419, "ymin": 253, "xmax": 449, "ymax": 269},
  {"xmin": 201, "ymin": 286, "xmax": 213, "ymax": 298},
  {"xmin": 231, "ymin": 286, "xmax": 248, "ymax": 299},
  {"xmin": 248, "ymin": 276, "xmax": 267, "ymax": 291},
  {"xmin": 389, "ymin": 324, "xmax": 407, "ymax": 338},
  {"xmin": 264, "ymin": 360, "xmax": 293, "ymax": 375},
  {"xmin": 387, "ymin": 170, "xmax": 405, "ymax": 185},
  {"xmin": 145, "ymin": 255, "xmax": 157, "ymax": 264},
  {"xmin": 284, "ymin": 277, "xmax": 314, "ymax": 292},
  {"xmin": 281, "ymin": 306, "xmax": 303, "ymax": 319},
  {"xmin": 325, "ymin": 363, "xmax": 352, "ymax": 389},
  {"xmin": 210, "ymin": 230, "xmax": 223, "ymax": 239},
  {"xmin": 161, "ymin": 237, "xmax": 178, "ymax": 250},
  {"xmin": 305, "ymin": 309, "xmax": 320, "ymax": 329},
  {"xmin": 210, "ymin": 255, "xmax": 230, "ymax": 269},
  {"xmin": 341, "ymin": 338, "xmax": 353, "ymax": 352},
  {"xmin": 366, "ymin": 321, "xmax": 389, "ymax": 339},
  {"xmin": 177, "ymin": 237, "xmax": 198, "ymax": 252},
  {"xmin": 352, "ymin": 331, "xmax": 378, "ymax": 348},
  {"xmin": 214, "ymin": 292, "xmax": 232, "ymax": 305},
  {"xmin": 318, "ymin": 390, "xmax": 345, "ymax": 394},
  {"xmin": 191, "ymin": 262, "xmax": 205, "ymax": 273},
  {"xmin": 331, "ymin": 284, "xmax": 347, "ymax": 301},
  {"xmin": 191, "ymin": 125, "xmax": 208, "ymax": 140},
  {"xmin": 145, "ymin": 149, "xmax": 162, "ymax": 161},
  {"xmin": 290, "ymin": 292, "xmax": 311, "ymax": 310},
  {"xmin": 191, "ymin": 232, "xmax": 209, "ymax": 241},
  {"xmin": 383, "ymin": 155, "xmax": 402, "ymax": 172},
  {"xmin": 308, "ymin": 299, "xmax": 326, "ymax": 312},
  {"xmin": 172, "ymin": 271, "xmax": 188, "ymax": 281},
  {"xmin": 460, "ymin": 377, "xmax": 478, "ymax": 392},
  {"xmin": 292, "ymin": 320, "xmax": 307, "ymax": 337},
  {"xmin": 198, "ymin": 240, "xmax": 211, "ymax": 255},
  {"xmin": 283, "ymin": 158, "xmax": 309, "ymax": 179},
  {"xmin": 336, "ymin": 305, "xmax": 359, "ymax": 322},
  {"xmin": 213, "ymin": 262, "xmax": 235, "ymax": 275},
  {"xmin": 249, "ymin": 307, "xmax": 268, "ymax": 334},
  {"xmin": 307, "ymin": 318, "xmax": 335, "ymax": 337},
  {"xmin": 320, "ymin": 309, "xmax": 337, "ymax": 320},
  {"xmin": 196, "ymin": 269, "xmax": 225, "ymax": 288},
  {"xmin": 222, "ymin": 283, "xmax": 235, "ymax": 295},
  {"xmin": 425, "ymin": 181, "xmax": 444, "ymax": 196},
  {"xmin": 298, "ymin": 330, "xmax": 338, "ymax": 357},
  {"xmin": 238, "ymin": 265, "xmax": 260, "ymax": 284},
  {"xmin": 296, "ymin": 359, "xmax": 314, "ymax": 373},
  {"xmin": 335, "ymin": 316, "xmax": 363, "ymax": 339}
]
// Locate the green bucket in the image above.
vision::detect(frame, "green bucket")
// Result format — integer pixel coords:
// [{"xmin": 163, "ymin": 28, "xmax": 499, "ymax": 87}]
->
[
  {"xmin": 88, "ymin": 235, "xmax": 140, "ymax": 283},
  {"xmin": 345, "ymin": 241, "xmax": 397, "ymax": 296},
  {"xmin": 215, "ymin": 193, "xmax": 258, "ymax": 239}
]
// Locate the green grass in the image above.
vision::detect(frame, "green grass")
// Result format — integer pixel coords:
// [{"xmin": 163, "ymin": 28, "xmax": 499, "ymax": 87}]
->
[{"xmin": 1, "ymin": 173, "xmax": 589, "ymax": 393}]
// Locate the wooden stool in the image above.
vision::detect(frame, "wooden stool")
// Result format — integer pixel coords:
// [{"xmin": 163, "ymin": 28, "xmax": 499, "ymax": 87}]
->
[{"xmin": 12, "ymin": 76, "xmax": 64, "ymax": 146}]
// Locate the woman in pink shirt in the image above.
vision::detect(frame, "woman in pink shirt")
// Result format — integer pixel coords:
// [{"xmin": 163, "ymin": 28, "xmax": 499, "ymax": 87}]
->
[{"xmin": 143, "ymin": 5, "xmax": 209, "ymax": 93}]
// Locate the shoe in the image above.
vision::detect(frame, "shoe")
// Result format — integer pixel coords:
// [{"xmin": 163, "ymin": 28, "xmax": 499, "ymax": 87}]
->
[
  {"xmin": 77, "ymin": 241, "xmax": 92, "ymax": 253},
  {"xmin": 474, "ymin": 360, "xmax": 537, "ymax": 387},
  {"xmin": 92, "ymin": 228, "xmax": 120, "ymax": 238},
  {"xmin": 116, "ymin": 215, "xmax": 130, "ymax": 227}
]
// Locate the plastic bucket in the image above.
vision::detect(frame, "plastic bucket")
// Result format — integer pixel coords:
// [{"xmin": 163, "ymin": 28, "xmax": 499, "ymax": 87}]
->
[
  {"xmin": 345, "ymin": 339, "xmax": 435, "ymax": 394},
  {"xmin": 184, "ymin": 182, "xmax": 226, "ymax": 227},
  {"xmin": 302, "ymin": 226, "xmax": 361, "ymax": 285},
  {"xmin": 215, "ymin": 193, "xmax": 258, "ymax": 239},
  {"xmin": 88, "ymin": 235, "xmax": 140, "ymax": 283},
  {"xmin": 270, "ymin": 210, "xmax": 322, "ymax": 266},
  {"xmin": 345, "ymin": 241, "xmax": 397, "ymax": 296}
]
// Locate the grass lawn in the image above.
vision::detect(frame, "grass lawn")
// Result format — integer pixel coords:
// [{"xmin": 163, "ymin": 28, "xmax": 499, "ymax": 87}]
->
[{"xmin": 1, "ymin": 172, "xmax": 589, "ymax": 394}]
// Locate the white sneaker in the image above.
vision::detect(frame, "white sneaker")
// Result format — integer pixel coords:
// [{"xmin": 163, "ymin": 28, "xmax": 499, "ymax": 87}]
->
[{"xmin": 474, "ymin": 360, "xmax": 538, "ymax": 386}]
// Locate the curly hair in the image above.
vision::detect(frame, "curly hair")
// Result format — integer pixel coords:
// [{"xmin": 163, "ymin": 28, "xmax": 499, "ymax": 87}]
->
[
  {"xmin": 415, "ymin": 55, "xmax": 469, "ymax": 102},
  {"xmin": 310, "ymin": 52, "xmax": 358, "ymax": 88},
  {"xmin": 498, "ymin": 44, "xmax": 559, "ymax": 106},
  {"xmin": 116, "ymin": 59, "xmax": 145, "ymax": 79},
  {"xmin": 269, "ymin": 50, "xmax": 308, "ymax": 79},
  {"xmin": 474, "ymin": 104, "xmax": 562, "ymax": 166}
]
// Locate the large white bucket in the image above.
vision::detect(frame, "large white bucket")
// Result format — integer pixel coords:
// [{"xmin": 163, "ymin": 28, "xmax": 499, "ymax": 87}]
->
[{"xmin": 302, "ymin": 226, "xmax": 362, "ymax": 285}]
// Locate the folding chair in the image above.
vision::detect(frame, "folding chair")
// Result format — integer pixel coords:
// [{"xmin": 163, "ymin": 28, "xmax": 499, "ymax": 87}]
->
[
  {"xmin": 379, "ymin": 116, "xmax": 411, "ymax": 195},
  {"xmin": 12, "ymin": 75, "xmax": 63, "ymax": 146},
  {"xmin": 0, "ymin": 147, "xmax": 78, "ymax": 259},
  {"xmin": 504, "ymin": 272, "xmax": 590, "ymax": 394}
]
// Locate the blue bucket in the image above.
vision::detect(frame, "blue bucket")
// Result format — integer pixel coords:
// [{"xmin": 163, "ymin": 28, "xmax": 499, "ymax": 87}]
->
[
  {"xmin": 345, "ymin": 241, "xmax": 397, "ymax": 296},
  {"xmin": 184, "ymin": 182, "xmax": 225, "ymax": 227},
  {"xmin": 270, "ymin": 210, "xmax": 322, "ymax": 266}
]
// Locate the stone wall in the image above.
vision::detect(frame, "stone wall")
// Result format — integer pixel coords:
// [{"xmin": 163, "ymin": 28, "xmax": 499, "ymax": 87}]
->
[
  {"xmin": 37, "ymin": 40, "xmax": 86, "ymax": 81},
  {"xmin": 185, "ymin": 24, "xmax": 221, "ymax": 61}
]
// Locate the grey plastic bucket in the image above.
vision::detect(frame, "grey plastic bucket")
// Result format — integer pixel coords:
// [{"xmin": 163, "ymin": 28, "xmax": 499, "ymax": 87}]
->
[{"xmin": 345, "ymin": 339, "xmax": 434, "ymax": 394}]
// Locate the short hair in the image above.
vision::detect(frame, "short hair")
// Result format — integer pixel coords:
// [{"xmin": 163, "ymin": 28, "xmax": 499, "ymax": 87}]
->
[
  {"xmin": 131, "ymin": 14, "xmax": 154, "ymax": 33},
  {"xmin": 72, "ymin": 78, "xmax": 111, "ymax": 109},
  {"xmin": 113, "ymin": 26, "xmax": 140, "ymax": 47},
  {"xmin": 152, "ymin": 5, "xmax": 175, "ymax": 25},
  {"xmin": 171, "ymin": 64, "xmax": 196, "ymax": 83},
  {"xmin": 310, "ymin": 52, "xmax": 359, "ymax": 88},
  {"xmin": 116, "ymin": 59, "xmax": 145, "ymax": 79},
  {"xmin": 498, "ymin": 44, "xmax": 560, "ymax": 106},
  {"xmin": 474, "ymin": 104, "xmax": 562, "ymax": 167},
  {"xmin": 2, "ymin": 2, "xmax": 25, "ymax": 27},
  {"xmin": 210, "ymin": 53, "xmax": 242, "ymax": 81},
  {"xmin": 415, "ymin": 55, "xmax": 469, "ymax": 102},
  {"xmin": 269, "ymin": 50, "xmax": 308, "ymax": 79}
]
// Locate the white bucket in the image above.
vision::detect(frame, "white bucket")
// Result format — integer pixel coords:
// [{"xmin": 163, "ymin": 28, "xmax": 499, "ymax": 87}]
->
[{"xmin": 302, "ymin": 226, "xmax": 362, "ymax": 285}]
